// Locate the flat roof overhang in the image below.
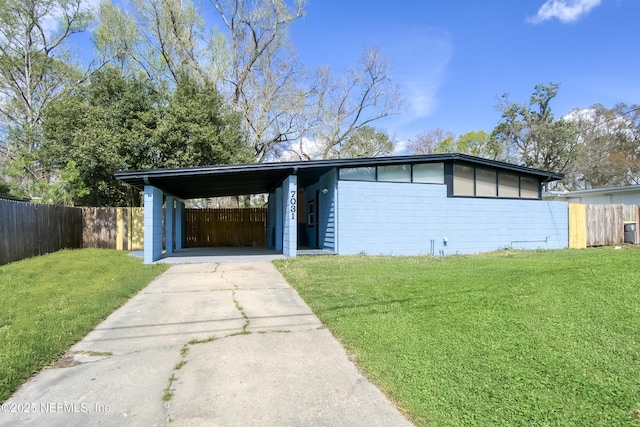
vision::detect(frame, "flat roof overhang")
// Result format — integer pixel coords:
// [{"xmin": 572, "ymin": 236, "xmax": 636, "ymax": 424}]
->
[{"xmin": 114, "ymin": 153, "xmax": 565, "ymax": 200}]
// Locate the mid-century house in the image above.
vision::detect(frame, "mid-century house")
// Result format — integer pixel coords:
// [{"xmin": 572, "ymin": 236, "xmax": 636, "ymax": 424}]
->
[
  {"xmin": 544, "ymin": 184, "xmax": 640, "ymax": 205},
  {"xmin": 115, "ymin": 153, "xmax": 569, "ymax": 263}
]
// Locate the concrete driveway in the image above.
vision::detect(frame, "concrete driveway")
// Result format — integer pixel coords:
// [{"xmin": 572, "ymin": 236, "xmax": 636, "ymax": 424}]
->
[{"xmin": 1, "ymin": 261, "xmax": 413, "ymax": 426}]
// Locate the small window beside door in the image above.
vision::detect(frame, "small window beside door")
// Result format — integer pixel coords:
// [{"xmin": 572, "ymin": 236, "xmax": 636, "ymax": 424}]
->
[{"xmin": 307, "ymin": 201, "xmax": 315, "ymax": 226}]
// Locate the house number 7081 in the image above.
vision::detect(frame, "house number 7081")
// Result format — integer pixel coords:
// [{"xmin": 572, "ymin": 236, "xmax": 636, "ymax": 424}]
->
[{"xmin": 290, "ymin": 191, "xmax": 297, "ymax": 219}]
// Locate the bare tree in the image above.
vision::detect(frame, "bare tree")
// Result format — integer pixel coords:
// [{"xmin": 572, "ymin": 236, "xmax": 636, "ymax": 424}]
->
[
  {"xmin": 311, "ymin": 46, "xmax": 403, "ymax": 159},
  {"xmin": 210, "ymin": 0, "xmax": 310, "ymax": 161},
  {"xmin": 406, "ymin": 128, "xmax": 454, "ymax": 155}
]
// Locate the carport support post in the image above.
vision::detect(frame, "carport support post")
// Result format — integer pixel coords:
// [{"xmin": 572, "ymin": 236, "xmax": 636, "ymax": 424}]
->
[
  {"xmin": 144, "ymin": 185, "xmax": 163, "ymax": 264},
  {"xmin": 166, "ymin": 196, "xmax": 175, "ymax": 254},
  {"xmin": 175, "ymin": 201, "xmax": 185, "ymax": 250},
  {"xmin": 282, "ymin": 175, "xmax": 297, "ymax": 257}
]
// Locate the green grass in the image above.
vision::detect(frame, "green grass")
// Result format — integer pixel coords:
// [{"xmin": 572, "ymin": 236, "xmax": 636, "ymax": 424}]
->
[
  {"xmin": 274, "ymin": 248, "xmax": 640, "ymax": 426},
  {"xmin": 0, "ymin": 249, "xmax": 169, "ymax": 402}
]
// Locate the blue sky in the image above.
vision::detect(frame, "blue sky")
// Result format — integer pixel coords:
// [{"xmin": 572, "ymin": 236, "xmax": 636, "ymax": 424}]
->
[{"xmin": 288, "ymin": 0, "xmax": 640, "ymax": 142}]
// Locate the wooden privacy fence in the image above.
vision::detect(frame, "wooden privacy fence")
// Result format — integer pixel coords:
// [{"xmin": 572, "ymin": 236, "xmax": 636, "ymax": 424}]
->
[
  {"xmin": 569, "ymin": 203, "xmax": 640, "ymax": 248},
  {"xmin": 82, "ymin": 207, "xmax": 144, "ymax": 250},
  {"xmin": 0, "ymin": 199, "xmax": 83, "ymax": 265},
  {"xmin": 185, "ymin": 208, "xmax": 267, "ymax": 247}
]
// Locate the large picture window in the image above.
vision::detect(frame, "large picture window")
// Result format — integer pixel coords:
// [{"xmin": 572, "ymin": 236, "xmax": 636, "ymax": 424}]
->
[
  {"xmin": 498, "ymin": 172, "xmax": 520, "ymax": 198},
  {"xmin": 453, "ymin": 164, "xmax": 475, "ymax": 196},
  {"xmin": 475, "ymin": 168, "xmax": 497, "ymax": 197},
  {"xmin": 520, "ymin": 176, "xmax": 540, "ymax": 199}
]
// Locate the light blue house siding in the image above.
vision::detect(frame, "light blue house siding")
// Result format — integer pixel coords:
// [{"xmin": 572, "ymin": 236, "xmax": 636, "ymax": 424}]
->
[
  {"xmin": 336, "ymin": 180, "xmax": 568, "ymax": 256},
  {"xmin": 282, "ymin": 175, "xmax": 297, "ymax": 257},
  {"xmin": 143, "ymin": 185, "xmax": 164, "ymax": 263}
]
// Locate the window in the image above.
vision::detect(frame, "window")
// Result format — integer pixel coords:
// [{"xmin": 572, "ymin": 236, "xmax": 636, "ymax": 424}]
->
[
  {"xmin": 475, "ymin": 168, "xmax": 497, "ymax": 197},
  {"xmin": 339, "ymin": 167, "xmax": 376, "ymax": 181},
  {"xmin": 413, "ymin": 163, "xmax": 444, "ymax": 184},
  {"xmin": 498, "ymin": 172, "xmax": 520, "ymax": 198},
  {"xmin": 378, "ymin": 165, "xmax": 411, "ymax": 182},
  {"xmin": 453, "ymin": 164, "xmax": 475, "ymax": 196},
  {"xmin": 307, "ymin": 201, "xmax": 315, "ymax": 226},
  {"xmin": 520, "ymin": 176, "xmax": 540, "ymax": 198}
]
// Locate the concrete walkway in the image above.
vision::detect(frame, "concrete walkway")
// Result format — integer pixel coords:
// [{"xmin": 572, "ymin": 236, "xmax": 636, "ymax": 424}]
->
[{"xmin": 1, "ymin": 262, "xmax": 413, "ymax": 426}]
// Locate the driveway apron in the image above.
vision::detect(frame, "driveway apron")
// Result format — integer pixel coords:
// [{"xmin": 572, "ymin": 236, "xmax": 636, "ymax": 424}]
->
[{"xmin": 1, "ymin": 261, "xmax": 412, "ymax": 426}]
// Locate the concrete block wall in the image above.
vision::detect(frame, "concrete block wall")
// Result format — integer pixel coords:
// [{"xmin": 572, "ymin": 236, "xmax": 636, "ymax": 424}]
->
[{"xmin": 337, "ymin": 180, "xmax": 568, "ymax": 256}]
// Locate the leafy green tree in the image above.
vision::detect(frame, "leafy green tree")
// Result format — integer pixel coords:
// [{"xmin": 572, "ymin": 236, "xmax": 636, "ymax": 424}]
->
[
  {"xmin": 492, "ymin": 83, "xmax": 578, "ymax": 173},
  {"xmin": 0, "ymin": 0, "xmax": 93, "ymax": 198},
  {"xmin": 0, "ymin": 179, "xmax": 11, "ymax": 195},
  {"xmin": 152, "ymin": 75, "xmax": 252, "ymax": 168},
  {"xmin": 41, "ymin": 68, "xmax": 250, "ymax": 206},
  {"xmin": 435, "ymin": 130, "xmax": 502, "ymax": 159},
  {"xmin": 41, "ymin": 68, "xmax": 161, "ymax": 206}
]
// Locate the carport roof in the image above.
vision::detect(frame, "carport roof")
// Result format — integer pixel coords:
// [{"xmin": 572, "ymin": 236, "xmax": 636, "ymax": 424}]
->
[{"xmin": 114, "ymin": 153, "xmax": 564, "ymax": 200}]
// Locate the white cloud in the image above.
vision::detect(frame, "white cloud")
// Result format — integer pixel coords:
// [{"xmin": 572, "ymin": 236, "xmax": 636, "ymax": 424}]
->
[
  {"xmin": 381, "ymin": 26, "xmax": 453, "ymax": 133},
  {"xmin": 528, "ymin": 0, "xmax": 602, "ymax": 24}
]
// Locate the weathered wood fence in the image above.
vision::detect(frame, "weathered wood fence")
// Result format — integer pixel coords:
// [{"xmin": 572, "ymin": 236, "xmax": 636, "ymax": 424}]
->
[
  {"xmin": 185, "ymin": 208, "xmax": 267, "ymax": 247},
  {"xmin": 82, "ymin": 207, "xmax": 145, "ymax": 250},
  {"xmin": 569, "ymin": 203, "xmax": 639, "ymax": 248},
  {"xmin": 0, "ymin": 199, "xmax": 83, "ymax": 265}
]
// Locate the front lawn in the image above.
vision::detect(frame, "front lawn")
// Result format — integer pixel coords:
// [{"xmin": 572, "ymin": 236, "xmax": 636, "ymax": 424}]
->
[
  {"xmin": 274, "ymin": 248, "xmax": 640, "ymax": 426},
  {"xmin": 0, "ymin": 249, "xmax": 169, "ymax": 402}
]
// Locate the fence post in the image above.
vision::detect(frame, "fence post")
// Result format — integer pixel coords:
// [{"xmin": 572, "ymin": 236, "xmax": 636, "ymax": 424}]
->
[
  {"xmin": 144, "ymin": 186, "xmax": 163, "ymax": 263},
  {"xmin": 568, "ymin": 204, "xmax": 587, "ymax": 249}
]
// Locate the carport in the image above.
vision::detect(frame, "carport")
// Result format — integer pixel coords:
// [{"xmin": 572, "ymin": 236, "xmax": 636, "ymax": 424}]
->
[{"xmin": 115, "ymin": 160, "xmax": 337, "ymax": 264}]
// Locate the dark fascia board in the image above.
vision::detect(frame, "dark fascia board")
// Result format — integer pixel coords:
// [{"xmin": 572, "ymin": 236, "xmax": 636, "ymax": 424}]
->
[{"xmin": 115, "ymin": 153, "xmax": 563, "ymax": 182}]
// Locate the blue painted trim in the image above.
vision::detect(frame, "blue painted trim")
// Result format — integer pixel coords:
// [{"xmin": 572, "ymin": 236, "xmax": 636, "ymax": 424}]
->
[
  {"xmin": 282, "ymin": 175, "xmax": 297, "ymax": 257},
  {"xmin": 143, "ymin": 185, "xmax": 163, "ymax": 264}
]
